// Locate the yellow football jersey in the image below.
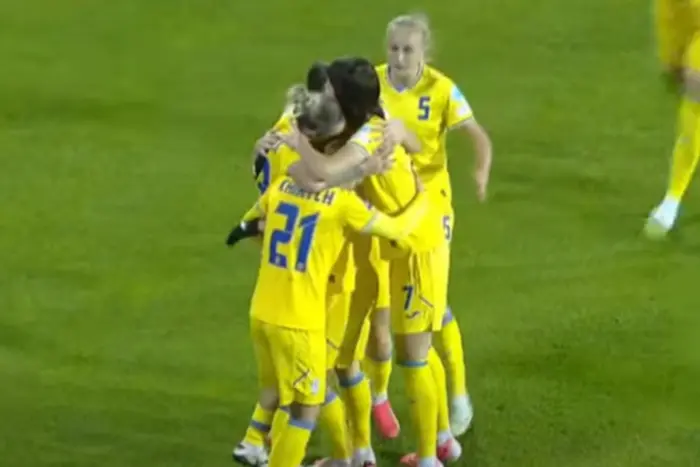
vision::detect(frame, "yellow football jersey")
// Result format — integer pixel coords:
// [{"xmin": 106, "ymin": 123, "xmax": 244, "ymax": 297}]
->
[
  {"xmin": 255, "ymin": 111, "xmax": 354, "ymax": 292},
  {"xmin": 654, "ymin": 0, "xmax": 698, "ymax": 68},
  {"xmin": 242, "ymin": 176, "xmax": 428, "ymax": 330},
  {"xmin": 254, "ymin": 111, "xmax": 299, "ymax": 194},
  {"xmin": 376, "ymin": 64, "xmax": 473, "ymax": 205},
  {"xmin": 350, "ymin": 116, "xmax": 443, "ymax": 254}
]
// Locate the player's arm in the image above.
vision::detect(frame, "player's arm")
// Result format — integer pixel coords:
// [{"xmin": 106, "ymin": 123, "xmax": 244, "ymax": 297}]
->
[
  {"xmin": 283, "ymin": 122, "xmax": 389, "ymax": 188},
  {"xmin": 251, "ymin": 113, "xmax": 288, "ymax": 190},
  {"xmin": 446, "ymin": 83, "xmax": 493, "ymax": 201},
  {"xmin": 341, "ymin": 189, "xmax": 428, "ymax": 241},
  {"xmin": 225, "ymin": 191, "xmax": 270, "ymax": 247},
  {"xmin": 384, "ymin": 119, "xmax": 422, "ymax": 154},
  {"xmin": 654, "ymin": 0, "xmax": 691, "ymax": 74},
  {"xmin": 287, "ymin": 134, "xmax": 395, "ymax": 191},
  {"xmin": 381, "ymin": 105, "xmax": 421, "ymax": 154}
]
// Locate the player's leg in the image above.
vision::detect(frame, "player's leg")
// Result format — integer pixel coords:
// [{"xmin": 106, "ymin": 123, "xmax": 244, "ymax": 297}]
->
[
  {"xmin": 336, "ymin": 312, "xmax": 375, "ymax": 466},
  {"xmin": 646, "ymin": 36, "xmax": 700, "ymax": 237},
  {"xmin": 363, "ymin": 247, "xmax": 400, "ymax": 439},
  {"xmin": 335, "ymin": 239, "xmax": 377, "ymax": 467},
  {"xmin": 431, "ymin": 211, "xmax": 472, "ymax": 435},
  {"xmin": 394, "ymin": 247, "xmax": 461, "ymax": 467},
  {"xmin": 267, "ymin": 327, "xmax": 326, "ymax": 467},
  {"xmin": 433, "ymin": 308, "xmax": 473, "ymax": 436},
  {"xmin": 395, "ymin": 329, "xmax": 440, "ymax": 467},
  {"xmin": 234, "ymin": 320, "xmax": 278, "ymax": 467},
  {"xmin": 315, "ymin": 291, "xmax": 352, "ymax": 466}
]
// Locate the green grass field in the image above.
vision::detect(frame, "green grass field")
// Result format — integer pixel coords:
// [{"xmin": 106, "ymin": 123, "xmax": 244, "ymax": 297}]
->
[{"xmin": 2, "ymin": 0, "xmax": 699, "ymax": 466}]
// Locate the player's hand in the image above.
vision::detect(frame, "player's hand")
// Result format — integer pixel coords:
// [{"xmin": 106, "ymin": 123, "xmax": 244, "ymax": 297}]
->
[
  {"xmin": 365, "ymin": 139, "xmax": 396, "ymax": 175},
  {"xmin": 226, "ymin": 218, "xmax": 264, "ymax": 247},
  {"xmin": 278, "ymin": 119, "xmax": 306, "ymax": 151},
  {"xmin": 382, "ymin": 119, "xmax": 406, "ymax": 148},
  {"xmin": 254, "ymin": 131, "xmax": 283, "ymax": 154},
  {"xmin": 474, "ymin": 166, "xmax": 489, "ymax": 202}
]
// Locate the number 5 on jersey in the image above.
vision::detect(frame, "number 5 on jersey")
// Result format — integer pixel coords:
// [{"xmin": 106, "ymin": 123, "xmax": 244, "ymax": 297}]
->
[
  {"xmin": 418, "ymin": 96, "xmax": 431, "ymax": 121},
  {"xmin": 269, "ymin": 202, "xmax": 319, "ymax": 272},
  {"xmin": 443, "ymin": 215, "xmax": 452, "ymax": 241}
]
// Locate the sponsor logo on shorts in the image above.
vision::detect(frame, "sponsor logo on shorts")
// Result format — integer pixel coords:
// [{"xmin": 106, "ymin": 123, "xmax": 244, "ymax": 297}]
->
[
  {"xmin": 406, "ymin": 310, "xmax": 420, "ymax": 319},
  {"xmin": 311, "ymin": 378, "xmax": 320, "ymax": 395}
]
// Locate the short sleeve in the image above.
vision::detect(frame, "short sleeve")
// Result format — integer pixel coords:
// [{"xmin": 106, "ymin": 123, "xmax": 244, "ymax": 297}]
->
[
  {"xmin": 272, "ymin": 111, "xmax": 294, "ymax": 132},
  {"xmin": 339, "ymin": 191, "xmax": 377, "ymax": 232},
  {"xmin": 445, "ymin": 83, "xmax": 474, "ymax": 129},
  {"xmin": 349, "ymin": 119, "xmax": 381, "ymax": 156},
  {"xmin": 254, "ymin": 153, "xmax": 271, "ymax": 194}
]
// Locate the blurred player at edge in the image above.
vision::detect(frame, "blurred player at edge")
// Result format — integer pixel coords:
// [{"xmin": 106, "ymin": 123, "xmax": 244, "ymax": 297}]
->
[
  {"xmin": 288, "ymin": 57, "xmax": 462, "ymax": 467},
  {"xmin": 645, "ymin": 0, "xmax": 700, "ymax": 238},
  {"xmin": 229, "ymin": 82, "xmax": 430, "ymax": 467},
  {"xmin": 234, "ymin": 74, "xmax": 382, "ymax": 467},
  {"xmin": 365, "ymin": 12, "xmax": 492, "ymax": 438}
]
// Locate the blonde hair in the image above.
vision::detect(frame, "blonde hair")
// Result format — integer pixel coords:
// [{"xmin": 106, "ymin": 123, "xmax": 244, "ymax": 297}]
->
[
  {"xmin": 386, "ymin": 12, "xmax": 432, "ymax": 59},
  {"xmin": 284, "ymin": 84, "xmax": 343, "ymax": 133},
  {"xmin": 286, "ymin": 84, "xmax": 322, "ymax": 118}
]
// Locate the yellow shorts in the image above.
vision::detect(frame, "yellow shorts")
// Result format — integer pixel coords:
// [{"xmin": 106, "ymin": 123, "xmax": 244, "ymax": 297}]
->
[
  {"xmin": 326, "ymin": 290, "xmax": 352, "ymax": 370},
  {"xmin": 389, "ymin": 243, "xmax": 450, "ymax": 335},
  {"xmin": 335, "ymin": 309, "xmax": 371, "ymax": 369},
  {"xmin": 250, "ymin": 319, "xmax": 326, "ymax": 406},
  {"xmin": 352, "ymin": 235, "xmax": 391, "ymax": 309}
]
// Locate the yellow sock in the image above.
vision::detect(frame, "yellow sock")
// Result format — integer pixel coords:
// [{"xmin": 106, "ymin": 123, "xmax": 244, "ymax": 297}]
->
[
  {"xmin": 400, "ymin": 359, "xmax": 438, "ymax": 459},
  {"xmin": 338, "ymin": 371, "xmax": 372, "ymax": 450},
  {"xmin": 269, "ymin": 407, "xmax": 290, "ymax": 447},
  {"xmin": 268, "ymin": 418, "xmax": 314, "ymax": 467},
  {"xmin": 427, "ymin": 347, "xmax": 451, "ymax": 435},
  {"xmin": 364, "ymin": 357, "xmax": 392, "ymax": 402},
  {"xmin": 320, "ymin": 392, "xmax": 351, "ymax": 461},
  {"xmin": 667, "ymin": 97, "xmax": 700, "ymax": 200},
  {"xmin": 243, "ymin": 404, "xmax": 275, "ymax": 447},
  {"xmin": 434, "ymin": 308, "xmax": 468, "ymax": 398}
]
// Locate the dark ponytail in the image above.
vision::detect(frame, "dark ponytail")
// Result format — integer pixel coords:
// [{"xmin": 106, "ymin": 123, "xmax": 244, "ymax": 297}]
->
[
  {"xmin": 325, "ymin": 57, "xmax": 383, "ymax": 132},
  {"xmin": 306, "ymin": 62, "xmax": 329, "ymax": 92}
]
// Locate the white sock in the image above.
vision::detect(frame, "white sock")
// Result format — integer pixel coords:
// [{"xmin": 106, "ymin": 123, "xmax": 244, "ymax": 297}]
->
[
  {"xmin": 418, "ymin": 457, "xmax": 438, "ymax": 467},
  {"xmin": 653, "ymin": 196, "xmax": 680, "ymax": 228},
  {"xmin": 353, "ymin": 447, "xmax": 376, "ymax": 464},
  {"xmin": 437, "ymin": 430, "xmax": 452, "ymax": 445},
  {"xmin": 451, "ymin": 394, "xmax": 471, "ymax": 410},
  {"xmin": 372, "ymin": 393, "xmax": 388, "ymax": 406}
]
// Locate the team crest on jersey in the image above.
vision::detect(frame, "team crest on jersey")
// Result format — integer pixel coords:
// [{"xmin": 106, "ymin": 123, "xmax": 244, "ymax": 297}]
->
[{"xmin": 451, "ymin": 85, "xmax": 472, "ymax": 118}]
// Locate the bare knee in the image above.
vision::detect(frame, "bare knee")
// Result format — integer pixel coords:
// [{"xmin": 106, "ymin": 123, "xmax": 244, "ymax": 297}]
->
[
  {"xmin": 394, "ymin": 332, "xmax": 432, "ymax": 363},
  {"xmin": 258, "ymin": 388, "xmax": 279, "ymax": 411},
  {"xmin": 290, "ymin": 403, "xmax": 321, "ymax": 424},
  {"xmin": 683, "ymin": 69, "xmax": 700, "ymax": 101}
]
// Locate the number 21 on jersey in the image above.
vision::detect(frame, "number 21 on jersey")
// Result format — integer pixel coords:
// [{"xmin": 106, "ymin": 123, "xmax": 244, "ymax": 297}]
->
[{"xmin": 269, "ymin": 202, "xmax": 319, "ymax": 272}]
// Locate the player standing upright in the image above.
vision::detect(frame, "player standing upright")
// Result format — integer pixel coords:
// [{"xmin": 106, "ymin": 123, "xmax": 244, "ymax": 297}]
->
[
  {"xmin": 366, "ymin": 13, "xmax": 493, "ymax": 438},
  {"xmin": 646, "ymin": 0, "xmax": 700, "ymax": 237},
  {"xmin": 228, "ymin": 82, "xmax": 430, "ymax": 467},
  {"xmin": 234, "ymin": 78, "xmax": 383, "ymax": 467},
  {"xmin": 288, "ymin": 56, "xmax": 462, "ymax": 467}
]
